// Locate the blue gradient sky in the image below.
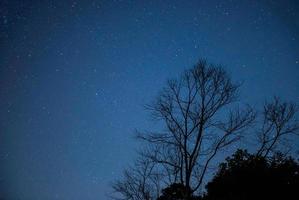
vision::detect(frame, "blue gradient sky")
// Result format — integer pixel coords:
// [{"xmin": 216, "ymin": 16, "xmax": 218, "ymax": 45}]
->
[{"xmin": 1, "ymin": 0, "xmax": 299, "ymax": 199}]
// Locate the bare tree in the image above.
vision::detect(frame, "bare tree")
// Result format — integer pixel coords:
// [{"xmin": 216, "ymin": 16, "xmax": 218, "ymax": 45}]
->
[
  {"xmin": 112, "ymin": 60, "xmax": 258, "ymax": 199},
  {"xmin": 256, "ymin": 97, "xmax": 299, "ymax": 157},
  {"xmin": 136, "ymin": 60, "xmax": 256, "ymax": 194},
  {"xmin": 111, "ymin": 156, "xmax": 162, "ymax": 200}
]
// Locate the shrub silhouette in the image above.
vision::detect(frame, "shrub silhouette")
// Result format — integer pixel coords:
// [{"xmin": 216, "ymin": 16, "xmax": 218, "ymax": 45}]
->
[
  {"xmin": 203, "ymin": 149, "xmax": 299, "ymax": 200},
  {"xmin": 157, "ymin": 183, "xmax": 201, "ymax": 200}
]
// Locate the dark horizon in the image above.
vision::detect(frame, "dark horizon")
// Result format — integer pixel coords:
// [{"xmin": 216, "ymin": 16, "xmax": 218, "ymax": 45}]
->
[{"xmin": 1, "ymin": 0, "xmax": 299, "ymax": 199}]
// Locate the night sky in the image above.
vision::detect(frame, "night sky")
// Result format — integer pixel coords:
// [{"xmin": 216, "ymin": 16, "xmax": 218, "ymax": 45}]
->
[{"xmin": 1, "ymin": 0, "xmax": 299, "ymax": 199}]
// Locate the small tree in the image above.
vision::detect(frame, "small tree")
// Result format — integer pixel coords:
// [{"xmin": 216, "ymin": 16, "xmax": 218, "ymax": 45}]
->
[
  {"xmin": 112, "ymin": 156, "xmax": 162, "ymax": 200},
  {"xmin": 256, "ymin": 97, "xmax": 299, "ymax": 157}
]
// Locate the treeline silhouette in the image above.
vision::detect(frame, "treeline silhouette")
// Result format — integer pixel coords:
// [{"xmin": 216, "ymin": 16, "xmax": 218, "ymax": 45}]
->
[
  {"xmin": 111, "ymin": 59, "xmax": 299, "ymax": 200},
  {"xmin": 158, "ymin": 150, "xmax": 299, "ymax": 200}
]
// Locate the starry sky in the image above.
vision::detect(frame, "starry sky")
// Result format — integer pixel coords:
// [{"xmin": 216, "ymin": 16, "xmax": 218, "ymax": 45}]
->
[{"xmin": 0, "ymin": 0, "xmax": 299, "ymax": 199}]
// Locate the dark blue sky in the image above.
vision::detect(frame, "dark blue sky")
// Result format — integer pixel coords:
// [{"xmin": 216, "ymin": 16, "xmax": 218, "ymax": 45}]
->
[{"xmin": 0, "ymin": 0, "xmax": 299, "ymax": 199}]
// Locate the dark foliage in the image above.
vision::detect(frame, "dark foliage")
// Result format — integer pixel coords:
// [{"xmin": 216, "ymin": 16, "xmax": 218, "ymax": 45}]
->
[
  {"xmin": 203, "ymin": 149, "xmax": 299, "ymax": 200},
  {"xmin": 157, "ymin": 183, "xmax": 201, "ymax": 200}
]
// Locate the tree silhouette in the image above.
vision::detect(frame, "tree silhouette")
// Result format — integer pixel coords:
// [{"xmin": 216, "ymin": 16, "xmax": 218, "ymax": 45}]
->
[
  {"xmin": 256, "ymin": 97, "xmax": 299, "ymax": 157},
  {"xmin": 112, "ymin": 60, "xmax": 256, "ymax": 199},
  {"xmin": 203, "ymin": 149, "xmax": 299, "ymax": 200},
  {"xmin": 112, "ymin": 156, "xmax": 162, "ymax": 200},
  {"xmin": 137, "ymin": 60, "xmax": 255, "ymax": 195}
]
